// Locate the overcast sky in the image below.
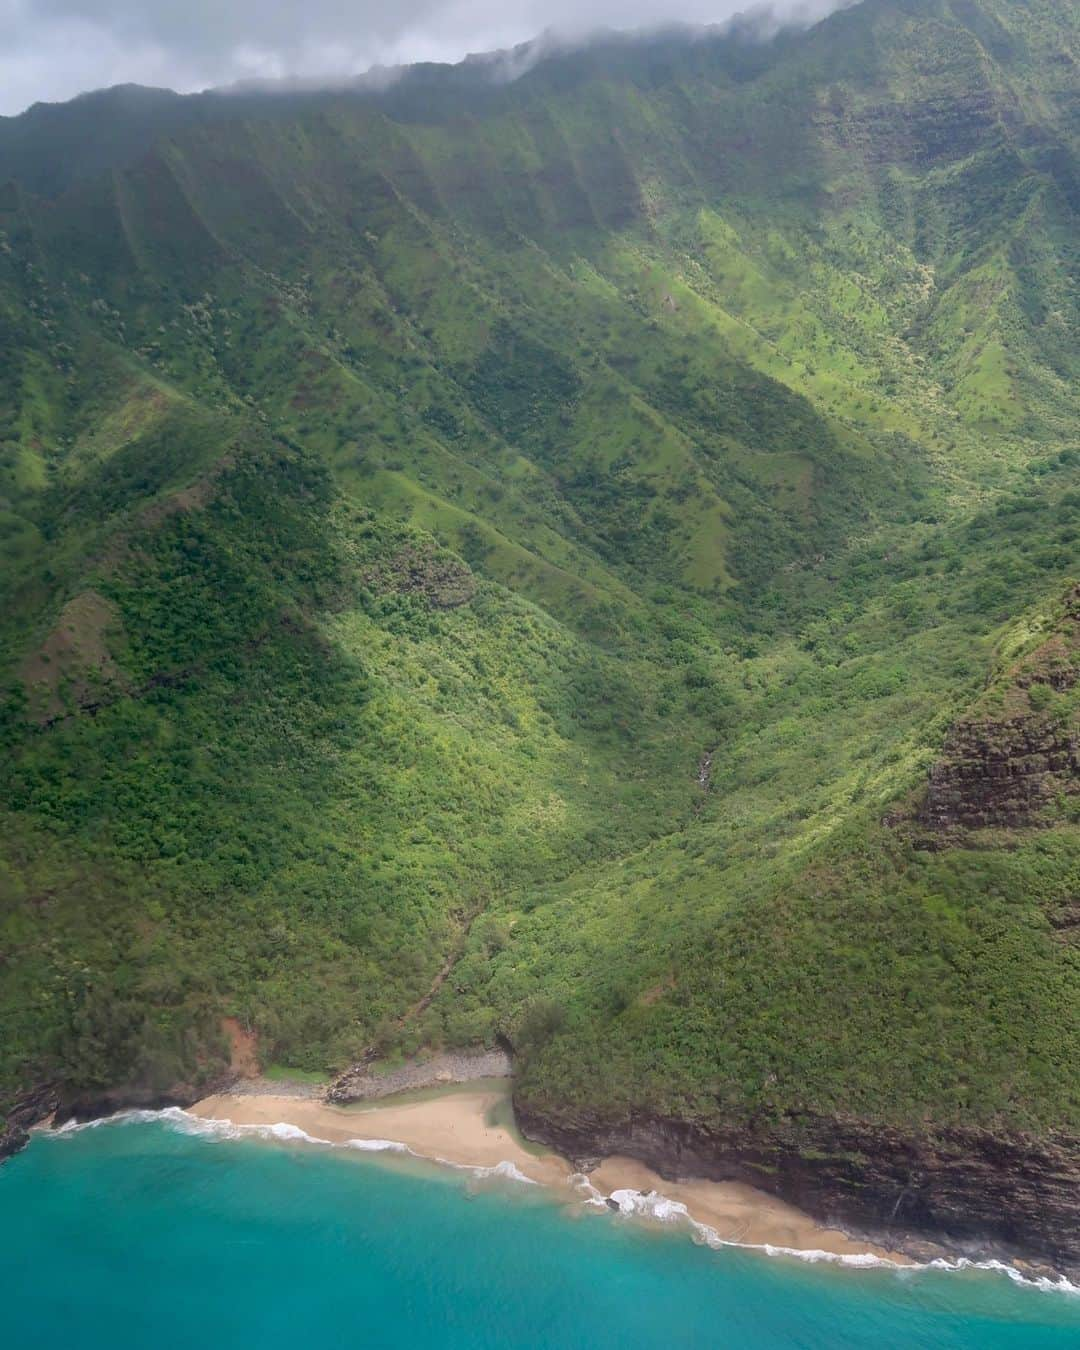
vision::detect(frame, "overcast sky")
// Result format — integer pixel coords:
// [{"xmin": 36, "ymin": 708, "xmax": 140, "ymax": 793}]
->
[{"xmin": 0, "ymin": 0, "xmax": 845, "ymax": 117}]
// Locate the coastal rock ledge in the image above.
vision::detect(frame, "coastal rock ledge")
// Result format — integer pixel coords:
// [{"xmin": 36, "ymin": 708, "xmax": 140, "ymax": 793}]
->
[
  {"xmin": 513, "ymin": 1101, "xmax": 1080, "ymax": 1278},
  {"xmin": 328, "ymin": 1048, "xmax": 512, "ymax": 1104}
]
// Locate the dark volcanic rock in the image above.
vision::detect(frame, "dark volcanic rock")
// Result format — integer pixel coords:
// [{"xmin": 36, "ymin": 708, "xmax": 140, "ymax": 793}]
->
[
  {"xmin": 54, "ymin": 1082, "xmax": 213, "ymax": 1125},
  {"xmin": 816, "ymin": 88, "xmax": 1003, "ymax": 169},
  {"xmin": 921, "ymin": 718, "xmax": 1078, "ymax": 831},
  {"xmin": 514, "ymin": 1099, "xmax": 1080, "ymax": 1278},
  {"xmin": 921, "ymin": 587, "xmax": 1079, "ymax": 834},
  {"xmin": 0, "ymin": 1084, "xmax": 61, "ymax": 1162},
  {"xmin": 0, "ymin": 1073, "xmax": 238, "ymax": 1163},
  {"xmin": 361, "ymin": 543, "xmax": 475, "ymax": 609}
]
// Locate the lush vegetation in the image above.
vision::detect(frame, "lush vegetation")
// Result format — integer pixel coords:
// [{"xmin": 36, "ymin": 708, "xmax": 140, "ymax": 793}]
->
[{"xmin": 0, "ymin": 0, "xmax": 1078, "ymax": 1143}]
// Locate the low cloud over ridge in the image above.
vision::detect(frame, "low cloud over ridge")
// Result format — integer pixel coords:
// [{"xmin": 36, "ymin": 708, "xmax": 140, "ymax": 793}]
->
[{"xmin": 1, "ymin": 0, "xmax": 847, "ymax": 116}]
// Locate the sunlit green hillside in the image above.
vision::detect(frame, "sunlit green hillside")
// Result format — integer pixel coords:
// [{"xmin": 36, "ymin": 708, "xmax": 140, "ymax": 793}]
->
[{"xmin": 1, "ymin": 0, "xmax": 1077, "ymax": 1175}]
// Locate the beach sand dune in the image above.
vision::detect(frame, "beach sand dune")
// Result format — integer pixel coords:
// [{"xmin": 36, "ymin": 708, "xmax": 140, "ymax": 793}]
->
[{"xmin": 189, "ymin": 1086, "xmax": 906, "ymax": 1264}]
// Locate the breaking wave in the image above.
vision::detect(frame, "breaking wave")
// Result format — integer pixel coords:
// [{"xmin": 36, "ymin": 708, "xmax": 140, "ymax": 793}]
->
[
  {"xmin": 50, "ymin": 1106, "xmax": 531, "ymax": 1184},
  {"xmin": 49, "ymin": 1110, "xmax": 1079, "ymax": 1295},
  {"xmin": 437, "ymin": 1157, "xmax": 537, "ymax": 1185},
  {"xmin": 570, "ymin": 1173, "xmax": 1080, "ymax": 1295},
  {"xmin": 55, "ymin": 1107, "xmax": 333, "ymax": 1147}
]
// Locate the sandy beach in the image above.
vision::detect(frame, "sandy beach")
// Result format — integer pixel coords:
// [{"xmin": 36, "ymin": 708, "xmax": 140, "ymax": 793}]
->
[
  {"xmin": 588, "ymin": 1155, "xmax": 906, "ymax": 1261},
  {"xmin": 190, "ymin": 1086, "xmax": 569, "ymax": 1186},
  {"xmin": 189, "ymin": 1085, "xmax": 907, "ymax": 1264}
]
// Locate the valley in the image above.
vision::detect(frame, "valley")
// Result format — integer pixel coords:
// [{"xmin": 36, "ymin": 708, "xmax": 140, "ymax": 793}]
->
[{"xmin": 0, "ymin": 0, "xmax": 1078, "ymax": 1274}]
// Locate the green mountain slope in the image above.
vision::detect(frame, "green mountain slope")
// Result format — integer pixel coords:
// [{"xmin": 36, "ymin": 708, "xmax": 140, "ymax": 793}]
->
[{"xmin": 1, "ymin": 0, "xmax": 1078, "ymax": 1267}]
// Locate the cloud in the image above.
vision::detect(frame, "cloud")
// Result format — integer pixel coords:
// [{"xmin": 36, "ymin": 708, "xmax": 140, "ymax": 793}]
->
[{"xmin": 0, "ymin": 0, "xmax": 846, "ymax": 116}]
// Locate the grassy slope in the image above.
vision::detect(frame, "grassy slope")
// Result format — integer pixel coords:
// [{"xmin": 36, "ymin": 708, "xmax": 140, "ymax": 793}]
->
[{"xmin": 0, "ymin": 0, "xmax": 1078, "ymax": 1139}]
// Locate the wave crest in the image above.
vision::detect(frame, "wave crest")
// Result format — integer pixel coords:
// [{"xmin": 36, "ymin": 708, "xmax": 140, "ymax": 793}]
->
[
  {"xmin": 47, "ymin": 1109, "xmax": 1079, "ymax": 1295},
  {"xmin": 572, "ymin": 1175, "xmax": 1079, "ymax": 1294},
  {"xmin": 50, "ymin": 1106, "xmax": 534, "ymax": 1185}
]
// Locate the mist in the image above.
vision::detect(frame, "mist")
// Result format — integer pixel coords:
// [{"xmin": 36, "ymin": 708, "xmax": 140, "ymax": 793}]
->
[{"xmin": 0, "ymin": 0, "xmax": 850, "ymax": 116}]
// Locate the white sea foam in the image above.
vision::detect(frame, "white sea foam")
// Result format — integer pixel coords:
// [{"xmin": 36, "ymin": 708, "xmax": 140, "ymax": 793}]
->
[
  {"xmin": 53, "ymin": 1107, "xmax": 334, "ymax": 1146},
  {"xmin": 172, "ymin": 1111, "xmax": 335, "ymax": 1147},
  {"xmin": 436, "ymin": 1156, "xmax": 537, "ymax": 1185},
  {"xmin": 923, "ymin": 1256, "xmax": 1080, "ymax": 1297},
  {"xmin": 608, "ymin": 1187, "xmax": 692, "ymax": 1224},
  {"xmin": 570, "ymin": 1172, "xmax": 610, "ymax": 1209},
  {"xmin": 54, "ymin": 1107, "xmax": 191, "ymax": 1134},
  {"xmin": 46, "ymin": 1110, "xmax": 1080, "ymax": 1295},
  {"xmin": 343, "ymin": 1137, "xmax": 410, "ymax": 1153},
  {"xmin": 49, "ymin": 1107, "xmax": 535, "ymax": 1187},
  {"xmin": 587, "ymin": 1178, "xmax": 1080, "ymax": 1295}
]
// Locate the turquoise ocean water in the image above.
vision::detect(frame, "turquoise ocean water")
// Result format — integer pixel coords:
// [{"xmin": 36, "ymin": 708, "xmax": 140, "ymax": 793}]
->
[{"xmin": 2, "ymin": 1114, "xmax": 1079, "ymax": 1348}]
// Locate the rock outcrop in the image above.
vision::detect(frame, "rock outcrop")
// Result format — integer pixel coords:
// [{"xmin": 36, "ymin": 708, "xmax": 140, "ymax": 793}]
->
[
  {"xmin": 54, "ymin": 1083, "xmax": 213, "ymax": 1125},
  {"xmin": 327, "ymin": 1047, "xmax": 511, "ymax": 1104},
  {"xmin": 921, "ymin": 718, "xmax": 1078, "ymax": 831},
  {"xmin": 0, "ymin": 1084, "xmax": 61, "ymax": 1163},
  {"xmin": 19, "ymin": 590, "xmax": 129, "ymax": 724},
  {"xmin": 0, "ymin": 1072, "xmax": 237, "ymax": 1161},
  {"xmin": 921, "ymin": 587, "xmax": 1079, "ymax": 834},
  {"xmin": 360, "ymin": 542, "xmax": 475, "ymax": 609}
]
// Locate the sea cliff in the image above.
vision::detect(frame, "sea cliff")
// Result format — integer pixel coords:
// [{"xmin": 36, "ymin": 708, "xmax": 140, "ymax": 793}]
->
[{"xmin": 514, "ymin": 1099, "xmax": 1080, "ymax": 1279}]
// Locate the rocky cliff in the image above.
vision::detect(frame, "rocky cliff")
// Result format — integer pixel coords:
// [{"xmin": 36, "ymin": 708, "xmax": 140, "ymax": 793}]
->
[
  {"xmin": 514, "ymin": 1098, "xmax": 1080, "ymax": 1278},
  {"xmin": 0, "ymin": 1076, "xmax": 235, "ymax": 1163},
  {"xmin": 922, "ymin": 587, "xmax": 1079, "ymax": 834},
  {"xmin": 922, "ymin": 719, "xmax": 1078, "ymax": 831},
  {"xmin": 0, "ymin": 1084, "xmax": 60, "ymax": 1163}
]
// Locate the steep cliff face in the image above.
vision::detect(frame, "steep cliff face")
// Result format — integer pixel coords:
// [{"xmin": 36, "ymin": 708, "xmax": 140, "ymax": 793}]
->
[
  {"xmin": 922, "ymin": 588, "xmax": 1080, "ymax": 833},
  {"xmin": 0, "ymin": 1075, "xmax": 243, "ymax": 1163},
  {"xmin": 514, "ymin": 1099, "xmax": 1080, "ymax": 1277},
  {"xmin": 922, "ymin": 719, "xmax": 1078, "ymax": 831},
  {"xmin": 0, "ymin": 1084, "xmax": 59, "ymax": 1163}
]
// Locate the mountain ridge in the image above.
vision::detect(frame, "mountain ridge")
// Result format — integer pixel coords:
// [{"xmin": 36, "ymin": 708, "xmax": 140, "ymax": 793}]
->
[
  {"xmin": 0, "ymin": 17, "xmax": 792, "ymax": 199},
  {"xmin": 1, "ymin": 0, "xmax": 1078, "ymax": 1274}
]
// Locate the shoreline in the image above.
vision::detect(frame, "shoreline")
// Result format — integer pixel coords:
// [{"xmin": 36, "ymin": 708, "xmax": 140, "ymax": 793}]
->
[{"xmin": 187, "ymin": 1084, "xmax": 910, "ymax": 1267}]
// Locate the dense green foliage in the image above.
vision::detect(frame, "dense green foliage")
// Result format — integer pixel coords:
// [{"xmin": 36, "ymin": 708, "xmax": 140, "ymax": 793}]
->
[{"xmin": 0, "ymin": 0, "xmax": 1078, "ymax": 1138}]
